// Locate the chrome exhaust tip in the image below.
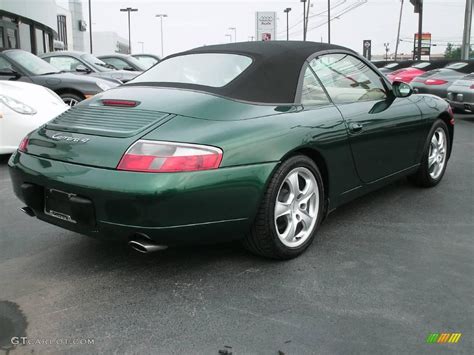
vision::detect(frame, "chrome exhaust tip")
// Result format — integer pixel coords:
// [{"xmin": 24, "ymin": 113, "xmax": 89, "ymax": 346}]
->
[
  {"xmin": 128, "ymin": 234, "xmax": 168, "ymax": 254},
  {"xmin": 20, "ymin": 206, "xmax": 35, "ymax": 217}
]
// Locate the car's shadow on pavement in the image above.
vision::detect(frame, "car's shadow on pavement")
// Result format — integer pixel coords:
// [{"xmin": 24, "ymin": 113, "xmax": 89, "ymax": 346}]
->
[
  {"xmin": 0, "ymin": 154, "xmax": 11, "ymax": 164},
  {"xmin": 29, "ymin": 176, "xmax": 424, "ymax": 281}
]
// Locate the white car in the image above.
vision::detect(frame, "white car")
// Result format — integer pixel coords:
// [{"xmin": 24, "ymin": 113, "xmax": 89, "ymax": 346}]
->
[{"xmin": 0, "ymin": 81, "xmax": 68, "ymax": 154}]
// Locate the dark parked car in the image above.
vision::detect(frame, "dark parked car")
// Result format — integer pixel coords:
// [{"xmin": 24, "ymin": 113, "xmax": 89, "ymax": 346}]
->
[
  {"xmin": 98, "ymin": 54, "xmax": 147, "ymax": 72},
  {"xmin": 379, "ymin": 60, "xmax": 416, "ymax": 74},
  {"xmin": 0, "ymin": 50, "xmax": 119, "ymax": 106},
  {"xmin": 411, "ymin": 61, "xmax": 474, "ymax": 98},
  {"xmin": 132, "ymin": 54, "xmax": 161, "ymax": 69},
  {"xmin": 447, "ymin": 73, "xmax": 474, "ymax": 113},
  {"xmin": 9, "ymin": 41, "xmax": 454, "ymax": 259},
  {"xmin": 41, "ymin": 51, "xmax": 139, "ymax": 83}
]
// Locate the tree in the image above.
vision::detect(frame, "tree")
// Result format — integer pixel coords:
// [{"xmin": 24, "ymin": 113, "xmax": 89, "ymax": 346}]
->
[{"xmin": 445, "ymin": 42, "xmax": 472, "ymax": 59}]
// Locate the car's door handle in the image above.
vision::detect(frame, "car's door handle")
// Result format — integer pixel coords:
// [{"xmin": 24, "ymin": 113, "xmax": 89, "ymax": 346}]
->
[{"xmin": 348, "ymin": 122, "xmax": 363, "ymax": 133}]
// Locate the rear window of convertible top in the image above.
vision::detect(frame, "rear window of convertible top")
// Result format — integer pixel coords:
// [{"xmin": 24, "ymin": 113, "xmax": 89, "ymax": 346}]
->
[{"xmin": 129, "ymin": 53, "xmax": 252, "ymax": 88}]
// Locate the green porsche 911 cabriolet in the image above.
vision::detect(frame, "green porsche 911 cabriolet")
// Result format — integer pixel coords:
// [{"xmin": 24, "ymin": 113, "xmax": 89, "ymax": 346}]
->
[{"xmin": 9, "ymin": 41, "xmax": 454, "ymax": 259}]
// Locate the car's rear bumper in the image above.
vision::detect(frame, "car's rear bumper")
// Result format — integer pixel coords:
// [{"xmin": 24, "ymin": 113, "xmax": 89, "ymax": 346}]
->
[
  {"xmin": 8, "ymin": 152, "xmax": 277, "ymax": 245},
  {"xmin": 447, "ymin": 100, "xmax": 474, "ymax": 113}
]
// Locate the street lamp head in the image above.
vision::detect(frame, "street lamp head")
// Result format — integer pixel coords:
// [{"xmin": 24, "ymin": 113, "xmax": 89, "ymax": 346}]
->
[
  {"xmin": 120, "ymin": 7, "xmax": 138, "ymax": 12},
  {"xmin": 284, "ymin": 8, "xmax": 292, "ymax": 13},
  {"xmin": 229, "ymin": 27, "xmax": 236, "ymax": 30},
  {"xmin": 156, "ymin": 14, "xmax": 168, "ymax": 18}
]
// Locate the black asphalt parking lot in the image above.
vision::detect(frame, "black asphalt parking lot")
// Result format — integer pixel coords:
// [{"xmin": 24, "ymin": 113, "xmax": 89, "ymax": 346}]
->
[{"xmin": 0, "ymin": 115, "xmax": 472, "ymax": 354}]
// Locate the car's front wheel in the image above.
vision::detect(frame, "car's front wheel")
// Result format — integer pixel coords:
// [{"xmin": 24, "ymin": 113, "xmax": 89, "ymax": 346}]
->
[
  {"xmin": 410, "ymin": 119, "xmax": 450, "ymax": 187},
  {"xmin": 243, "ymin": 155, "xmax": 325, "ymax": 259}
]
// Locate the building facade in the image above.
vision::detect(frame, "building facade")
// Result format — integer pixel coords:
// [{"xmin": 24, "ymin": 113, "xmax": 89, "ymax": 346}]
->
[
  {"xmin": 0, "ymin": 0, "xmax": 87, "ymax": 54},
  {"xmin": 92, "ymin": 31, "xmax": 129, "ymax": 56}
]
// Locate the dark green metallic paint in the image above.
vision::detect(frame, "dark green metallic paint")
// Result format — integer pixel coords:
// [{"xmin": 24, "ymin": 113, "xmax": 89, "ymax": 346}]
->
[{"xmin": 8, "ymin": 83, "xmax": 452, "ymax": 245}]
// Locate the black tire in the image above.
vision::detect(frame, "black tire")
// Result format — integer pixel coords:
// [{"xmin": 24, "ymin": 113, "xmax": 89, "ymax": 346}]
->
[
  {"xmin": 59, "ymin": 92, "xmax": 84, "ymax": 107},
  {"xmin": 410, "ymin": 119, "xmax": 450, "ymax": 187},
  {"xmin": 243, "ymin": 155, "xmax": 325, "ymax": 260}
]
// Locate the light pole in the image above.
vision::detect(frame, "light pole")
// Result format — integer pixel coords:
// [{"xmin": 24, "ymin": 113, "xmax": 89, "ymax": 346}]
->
[
  {"xmin": 328, "ymin": 0, "xmax": 331, "ymax": 43},
  {"xmin": 301, "ymin": 0, "xmax": 307, "ymax": 41},
  {"xmin": 88, "ymin": 0, "xmax": 92, "ymax": 53},
  {"xmin": 229, "ymin": 27, "xmax": 237, "ymax": 42},
  {"xmin": 384, "ymin": 42, "xmax": 390, "ymax": 62},
  {"xmin": 284, "ymin": 8, "xmax": 291, "ymax": 41},
  {"xmin": 225, "ymin": 34, "xmax": 232, "ymax": 43},
  {"xmin": 248, "ymin": 36, "xmax": 254, "ymax": 41},
  {"xmin": 156, "ymin": 14, "xmax": 168, "ymax": 58},
  {"xmin": 120, "ymin": 7, "xmax": 138, "ymax": 54}
]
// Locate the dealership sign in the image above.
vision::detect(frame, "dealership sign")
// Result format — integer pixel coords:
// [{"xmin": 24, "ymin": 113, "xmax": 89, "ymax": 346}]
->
[
  {"xmin": 255, "ymin": 12, "xmax": 277, "ymax": 41},
  {"xmin": 414, "ymin": 32, "xmax": 431, "ymax": 58}
]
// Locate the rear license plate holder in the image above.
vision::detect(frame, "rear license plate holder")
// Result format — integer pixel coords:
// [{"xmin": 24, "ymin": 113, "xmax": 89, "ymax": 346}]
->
[{"xmin": 44, "ymin": 188, "xmax": 77, "ymax": 224}]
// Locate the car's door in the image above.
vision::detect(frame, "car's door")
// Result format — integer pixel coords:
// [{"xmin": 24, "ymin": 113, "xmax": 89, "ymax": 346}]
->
[{"xmin": 309, "ymin": 53, "xmax": 424, "ymax": 183}]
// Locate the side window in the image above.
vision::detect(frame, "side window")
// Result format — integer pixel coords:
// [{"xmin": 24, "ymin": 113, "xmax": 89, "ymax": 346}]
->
[
  {"xmin": 301, "ymin": 66, "xmax": 331, "ymax": 106},
  {"xmin": 102, "ymin": 58, "xmax": 129, "ymax": 70},
  {"xmin": 310, "ymin": 54, "xmax": 387, "ymax": 104},
  {"xmin": 48, "ymin": 56, "xmax": 84, "ymax": 72},
  {"xmin": 0, "ymin": 57, "xmax": 13, "ymax": 71}
]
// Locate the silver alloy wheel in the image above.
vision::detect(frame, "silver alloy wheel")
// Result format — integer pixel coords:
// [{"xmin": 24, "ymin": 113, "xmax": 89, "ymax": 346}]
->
[
  {"xmin": 428, "ymin": 127, "xmax": 447, "ymax": 180},
  {"xmin": 274, "ymin": 167, "xmax": 319, "ymax": 248},
  {"xmin": 62, "ymin": 98, "xmax": 79, "ymax": 107}
]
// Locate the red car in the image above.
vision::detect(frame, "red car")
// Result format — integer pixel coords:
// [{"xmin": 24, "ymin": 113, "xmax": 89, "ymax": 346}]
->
[{"xmin": 387, "ymin": 60, "xmax": 451, "ymax": 83}]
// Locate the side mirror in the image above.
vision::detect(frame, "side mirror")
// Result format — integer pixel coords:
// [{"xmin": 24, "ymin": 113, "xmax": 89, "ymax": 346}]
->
[
  {"xmin": 123, "ymin": 66, "xmax": 135, "ymax": 71},
  {"xmin": 76, "ymin": 64, "xmax": 91, "ymax": 73},
  {"xmin": 0, "ymin": 69, "xmax": 21, "ymax": 79},
  {"xmin": 392, "ymin": 81, "xmax": 413, "ymax": 98}
]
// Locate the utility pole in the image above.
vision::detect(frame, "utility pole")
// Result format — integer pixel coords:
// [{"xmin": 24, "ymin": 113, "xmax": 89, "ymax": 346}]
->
[
  {"xmin": 156, "ymin": 14, "xmax": 167, "ymax": 58},
  {"xmin": 120, "ymin": 7, "xmax": 138, "ymax": 54},
  {"xmin": 88, "ymin": 0, "xmax": 92, "ymax": 53},
  {"xmin": 461, "ymin": 0, "xmax": 473, "ymax": 59},
  {"xmin": 328, "ymin": 0, "xmax": 331, "ymax": 43},
  {"xmin": 229, "ymin": 27, "xmax": 237, "ymax": 42},
  {"xmin": 305, "ymin": 0, "xmax": 311, "ymax": 40},
  {"xmin": 410, "ymin": 0, "xmax": 423, "ymax": 60},
  {"xmin": 301, "ymin": 0, "xmax": 307, "ymax": 41},
  {"xmin": 394, "ymin": 0, "xmax": 404, "ymax": 61},
  {"xmin": 284, "ymin": 8, "xmax": 291, "ymax": 40}
]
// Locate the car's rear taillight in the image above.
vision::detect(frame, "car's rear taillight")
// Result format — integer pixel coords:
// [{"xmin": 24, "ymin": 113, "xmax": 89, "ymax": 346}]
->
[
  {"xmin": 117, "ymin": 140, "xmax": 223, "ymax": 173},
  {"xmin": 424, "ymin": 79, "xmax": 448, "ymax": 85},
  {"xmin": 18, "ymin": 136, "xmax": 29, "ymax": 152}
]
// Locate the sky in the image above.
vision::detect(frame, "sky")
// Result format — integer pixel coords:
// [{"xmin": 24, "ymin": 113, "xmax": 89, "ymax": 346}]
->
[{"xmin": 79, "ymin": 0, "xmax": 470, "ymax": 57}]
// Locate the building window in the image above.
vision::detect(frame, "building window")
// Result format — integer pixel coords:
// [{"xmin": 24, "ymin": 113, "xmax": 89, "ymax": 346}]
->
[
  {"xmin": 6, "ymin": 28, "xmax": 18, "ymax": 48},
  {"xmin": 57, "ymin": 15, "xmax": 68, "ymax": 50},
  {"xmin": 19, "ymin": 22, "xmax": 31, "ymax": 52},
  {"xmin": 35, "ymin": 28, "xmax": 45, "ymax": 54}
]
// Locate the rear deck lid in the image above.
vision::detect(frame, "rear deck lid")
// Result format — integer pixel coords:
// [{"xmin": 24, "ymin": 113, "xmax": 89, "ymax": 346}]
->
[{"xmin": 26, "ymin": 104, "xmax": 172, "ymax": 168}]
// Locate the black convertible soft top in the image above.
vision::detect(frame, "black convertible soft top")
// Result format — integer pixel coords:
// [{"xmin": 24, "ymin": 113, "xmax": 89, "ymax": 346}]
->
[{"xmin": 131, "ymin": 41, "xmax": 351, "ymax": 104}]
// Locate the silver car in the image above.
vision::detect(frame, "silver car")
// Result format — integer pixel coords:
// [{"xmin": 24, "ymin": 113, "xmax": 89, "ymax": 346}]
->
[
  {"xmin": 447, "ymin": 73, "xmax": 474, "ymax": 113},
  {"xmin": 411, "ymin": 62, "xmax": 474, "ymax": 99}
]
